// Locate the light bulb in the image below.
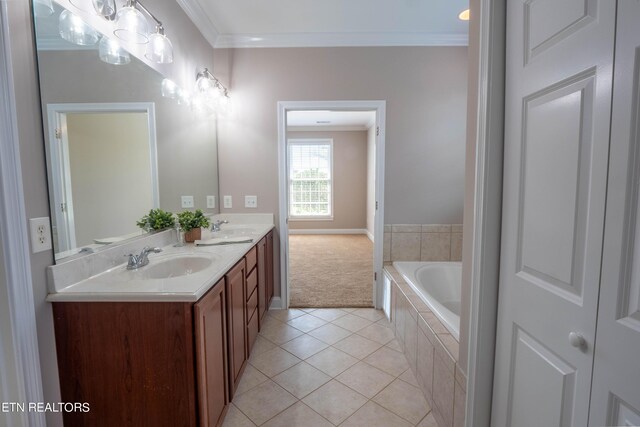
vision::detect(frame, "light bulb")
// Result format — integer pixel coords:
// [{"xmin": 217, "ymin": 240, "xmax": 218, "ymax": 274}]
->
[
  {"xmin": 161, "ymin": 79, "xmax": 179, "ymax": 99},
  {"xmin": 145, "ymin": 27, "xmax": 173, "ymax": 64},
  {"xmin": 59, "ymin": 10, "xmax": 99, "ymax": 46},
  {"xmin": 98, "ymin": 36, "xmax": 131, "ymax": 65},
  {"xmin": 114, "ymin": 3, "xmax": 149, "ymax": 44}
]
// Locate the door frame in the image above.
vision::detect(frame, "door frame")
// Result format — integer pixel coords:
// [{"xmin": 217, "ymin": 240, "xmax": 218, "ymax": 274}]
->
[
  {"xmin": 46, "ymin": 102, "xmax": 159, "ymax": 253},
  {"xmin": 276, "ymin": 100, "xmax": 386, "ymax": 309},
  {"xmin": 0, "ymin": 2, "xmax": 46, "ymax": 425},
  {"xmin": 464, "ymin": 0, "xmax": 506, "ymax": 426}
]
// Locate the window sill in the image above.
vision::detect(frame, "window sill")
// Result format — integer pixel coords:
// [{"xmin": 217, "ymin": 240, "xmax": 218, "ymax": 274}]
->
[{"xmin": 289, "ymin": 217, "xmax": 334, "ymax": 222}]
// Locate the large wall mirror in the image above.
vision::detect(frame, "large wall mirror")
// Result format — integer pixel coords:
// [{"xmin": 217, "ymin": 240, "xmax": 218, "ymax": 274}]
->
[{"xmin": 33, "ymin": 1, "xmax": 220, "ymax": 261}]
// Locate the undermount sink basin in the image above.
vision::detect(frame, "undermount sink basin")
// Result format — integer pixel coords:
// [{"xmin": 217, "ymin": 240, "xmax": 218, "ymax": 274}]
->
[
  {"xmin": 213, "ymin": 227, "xmax": 257, "ymax": 238},
  {"xmin": 141, "ymin": 256, "xmax": 213, "ymax": 279}
]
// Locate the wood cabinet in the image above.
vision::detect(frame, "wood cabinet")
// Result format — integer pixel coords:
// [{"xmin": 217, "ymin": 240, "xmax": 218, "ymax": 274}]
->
[
  {"xmin": 194, "ymin": 278, "xmax": 228, "ymax": 427},
  {"xmin": 225, "ymin": 259, "xmax": 246, "ymax": 398},
  {"xmin": 257, "ymin": 237, "xmax": 267, "ymax": 324},
  {"xmin": 53, "ymin": 302, "xmax": 199, "ymax": 426},
  {"xmin": 52, "ymin": 229, "xmax": 275, "ymax": 426}
]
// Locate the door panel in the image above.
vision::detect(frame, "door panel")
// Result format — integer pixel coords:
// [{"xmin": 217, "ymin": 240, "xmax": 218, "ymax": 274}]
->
[
  {"xmin": 507, "ymin": 327, "xmax": 576, "ymax": 427},
  {"xmin": 492, "ymin": 0, "xmax": 616, "ymax": 425},
  {"xmin": 588, "ymin": 1, "xmax": 640, "ymax": 425}
]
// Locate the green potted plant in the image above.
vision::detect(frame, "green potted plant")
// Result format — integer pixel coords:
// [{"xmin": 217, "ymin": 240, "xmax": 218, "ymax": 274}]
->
[
  {"xmin": 136, "ymin": 208, "xmax": 175, "ymax": 232},
  {"xmin": 177, "ymin": 209, "xmax": 210, "ymax": 242}
]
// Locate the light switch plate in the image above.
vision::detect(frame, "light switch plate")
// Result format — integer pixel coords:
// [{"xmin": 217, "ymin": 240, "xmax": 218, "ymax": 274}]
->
[
  {"xmin": 29, "ymin": 217, "xmax": 52, "ymax": 253},
  {"xmin": 223, "ymin": 195, "xmax": 232, "ymax": 209},
  {"xmin": 206, "ymin": 195, "xmax": 216, "ymax": 209},
  {"xmin": 181, "ymin": 196, "xmax": 194, "ymax": 208},
  {"xmin": 245, "ymin": 195, "xmax": 257, "ymax": 208}
]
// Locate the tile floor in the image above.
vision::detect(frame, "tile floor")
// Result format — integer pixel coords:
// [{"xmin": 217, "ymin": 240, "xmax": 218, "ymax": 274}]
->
[{"xmin": 223, "ymin": 307, "xmax": 438, "ymax": 427}]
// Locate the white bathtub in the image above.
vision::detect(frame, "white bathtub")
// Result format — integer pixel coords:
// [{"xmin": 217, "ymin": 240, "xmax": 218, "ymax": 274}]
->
[{"xmin": 392, "ymin": 261, "xmax": 461, "ymax": 340}]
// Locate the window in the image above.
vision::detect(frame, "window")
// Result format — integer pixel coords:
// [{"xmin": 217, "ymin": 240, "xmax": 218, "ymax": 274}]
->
[{"xmin": 288, "ymin": 139, "xmax": 333, "ymax": 219}]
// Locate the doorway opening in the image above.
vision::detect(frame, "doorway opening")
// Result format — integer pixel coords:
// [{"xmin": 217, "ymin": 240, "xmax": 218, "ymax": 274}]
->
[
  {"xmin": 45, "ymin": 103, "xmax": 158, "ymax": 258},
  {"xmin": 277, "ymin": 101, "xmax": 386, "ymax": 309}
]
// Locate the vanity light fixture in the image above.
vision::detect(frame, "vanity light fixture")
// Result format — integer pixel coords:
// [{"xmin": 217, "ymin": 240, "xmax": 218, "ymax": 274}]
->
[
  {"xmin": 98, "ymin": 36, "xmax": 131, "ymax": 65},
  {"xmin": 458, "ymin": 8, "xmax": 470, "ymax": 21},
  {"xmin": 33, "ymin": 0, "xmax": 54, "ymax": 17},
  {"xmin": 114, "ymin": 0, "xmax": 148, "ymax": 44},
  {"xmin": 145, "ymin": 24, "xmax": 173, "ymax": 64},
  {"xmin": 68, "ymin": 0, "xmax": 94, "ymax": 13},
  {"xmin": 193, "ymin": 68, "xmax": 230, "ymax": 116},
  {"xmin": 92, "ymin": 0, "xmax": 116, "ymax": 19},
  {"xmin": 161, "ymin": 78, "xmax": 179, "ymax": 99},
  {"xmin": 59, "ymin": 10, "xmax": 99, "ymax": 46}
]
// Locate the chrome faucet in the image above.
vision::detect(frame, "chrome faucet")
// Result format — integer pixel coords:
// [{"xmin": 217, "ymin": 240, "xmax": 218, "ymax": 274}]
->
[
  {"xmin": 210, "ymin": 220, "xmax": 228, "ymax": 232},
  {"xmin": 125, "ymin": 246, "xmax": 162, "ymax": 270}
]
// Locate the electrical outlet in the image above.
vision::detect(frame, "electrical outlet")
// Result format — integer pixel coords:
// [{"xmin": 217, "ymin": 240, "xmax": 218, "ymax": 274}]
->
[
  {"xmin": 223, "ymin": 195, "xmax": 232, "ymax": 209},
  {"xmin": 181, "ymin": 195, "xmax": 194, "ymax": 208},
  {"xmin": 29, "ymin": 217, "xmax": 52, "ymax": 253},
  {"xmin": 206, "ymin": 195, "xmax": 216, "ymax": 209},
  {"xmin": 245, "ymin": 195, "xmax": 257, "ymax": 208}
]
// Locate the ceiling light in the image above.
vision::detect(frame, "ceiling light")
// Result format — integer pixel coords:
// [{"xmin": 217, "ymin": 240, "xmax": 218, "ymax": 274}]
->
[
  {"xmin": 114, "ymin": 0, "xmax": 148, "ymax": 44},
  {"xmin": 458, "ymin": 9, "xmax": 470, "ymax": 21},
  {"xmin": 98, "ymin": 36, "xmax": 131, "ymax": 65},
  {"xmin": 145, "ymin": 25, "xmax": 173, "ymax": 64},
  {"xmin": 33, "ymin": 0, "xmax": 54, "ymax": 17},
  {"xmin": 59, "ymin": 10, "xmax": 99, "ymax": 46}
]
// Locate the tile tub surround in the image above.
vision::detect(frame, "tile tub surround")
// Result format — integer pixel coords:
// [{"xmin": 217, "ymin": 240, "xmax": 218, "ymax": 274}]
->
[
  {"xmin": 384, "ymin": 266, "xmax": 466, "ymax": 427},
  {"xmin": 384, "ymin": 224, "xmax": 463, "ymax": 262},
  {"xmin": 225, "ymin": 307, "xmax": 434, "ymax": 426}
]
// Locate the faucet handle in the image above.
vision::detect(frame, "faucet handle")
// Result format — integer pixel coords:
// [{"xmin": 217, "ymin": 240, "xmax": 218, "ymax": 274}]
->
[{"xmin": 125, "ymin": 254, "xmax": 138, "ymax": 268}]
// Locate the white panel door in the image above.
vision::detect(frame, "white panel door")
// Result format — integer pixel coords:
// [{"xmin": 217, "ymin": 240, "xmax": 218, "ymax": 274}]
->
[
  {"xmin": 491, "ymin": 1, "xmax": 616, "ymax": 426},
  {"xmin": 588, "ymin": 2, "xmax": 640, "ymax": 425}
]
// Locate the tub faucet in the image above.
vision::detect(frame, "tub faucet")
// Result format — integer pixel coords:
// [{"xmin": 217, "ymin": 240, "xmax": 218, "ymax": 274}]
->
[
  {"xmin": 126, "ymin": 246, "xmax": 162, "ymax": 270},
  {"xmin": 210, "ymin": 220, "xmax": 228, "ymax": 232}
]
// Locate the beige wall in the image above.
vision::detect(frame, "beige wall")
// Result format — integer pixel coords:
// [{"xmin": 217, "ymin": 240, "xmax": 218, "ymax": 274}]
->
[
  {"xmin": 67, "ymin": 112, "xmax": 152, "ymax": 246},
  {"xmin": 6, "ymin": 0, "xmax": 220, "ymax": 423},
  {"xmin": 213, "ymin": 46, "xmax": 468, "ymax": 295},
  {"xmin": 366, "ymin": 126, "xmax": 376, "ymax": 238},
  {"xmin": 287, "ymin": 130, "xmax": 367, "ymax": 230}
]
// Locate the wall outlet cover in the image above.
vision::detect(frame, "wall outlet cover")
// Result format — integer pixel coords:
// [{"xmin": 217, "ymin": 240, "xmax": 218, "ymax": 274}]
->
[
  {"xmin": 245, "ymin": 195, "xmax": 258, "ymax": 208},
  {"xmin": 223, "ymin": 195, "xmax": 232, "ymax": 209},
  {"xmin": 181, "ymin": 195, "xmax": 194, "ymax": 208},
  {"xmin": 206, "ymin": 195, "xmax": 216, "ymax": 209},
  {"xmin": 29, "ymin": 217, "xmax": 52, "ymax": 253}
]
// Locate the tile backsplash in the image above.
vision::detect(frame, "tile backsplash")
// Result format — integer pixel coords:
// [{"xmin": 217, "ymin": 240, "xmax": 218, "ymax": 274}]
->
[{"xmin": 384, "ymin": 224, "xmax": 462, "ymax": 262}]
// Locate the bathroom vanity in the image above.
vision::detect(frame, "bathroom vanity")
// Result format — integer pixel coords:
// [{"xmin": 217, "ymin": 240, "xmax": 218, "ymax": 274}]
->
[{"xmin": 48, "ymin": 222, "xmax": 275, "ymax": 426}]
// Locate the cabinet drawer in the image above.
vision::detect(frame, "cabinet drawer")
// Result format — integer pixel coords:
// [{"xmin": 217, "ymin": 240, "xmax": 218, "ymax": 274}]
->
[
  {"xmin": 247, "ymin": 287, "xmax": 258, "ymax": 320},
  {"xmin": 247, "ymin": 308, "xmax": 259, "ymax": 354},
  {"xmin": 245, "ymin": 246, "xmax": 257, "ymax": 275},
  {"xmin": 246, "ymin": 268, "xmax": 257, "ymax": 300}
]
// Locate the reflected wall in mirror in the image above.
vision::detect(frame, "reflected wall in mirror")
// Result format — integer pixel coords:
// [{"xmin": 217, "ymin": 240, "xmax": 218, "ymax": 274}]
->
[{"xmin": 33, "ymin": 1, "xmax": 220, "ymax": 261}]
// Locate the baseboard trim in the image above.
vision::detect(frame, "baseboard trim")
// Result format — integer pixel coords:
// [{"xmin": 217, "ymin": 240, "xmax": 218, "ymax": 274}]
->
[
  {"xmin": 288, "ymin": 228, "xmax": 368, "ymax": 235},
  {"xmin": 269, "ymin": 296, "xmax": 283, "ymax": 309}
]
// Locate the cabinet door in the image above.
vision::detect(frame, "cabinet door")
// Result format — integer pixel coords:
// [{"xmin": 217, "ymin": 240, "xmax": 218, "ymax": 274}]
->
[
  {"xmin": 266, "ymin": 231, "xmax": 274, "ymax": 302},
  {"xmin": 194, "ymin": 279, "xmax": 228, "ymax": 427},
  {"xmin": 226, "ymin": 259, "xmax": 247, "ymax": 398},
  {"xmin": 257, "ymin": 237, "xmax": 267, "ymax": 324}
]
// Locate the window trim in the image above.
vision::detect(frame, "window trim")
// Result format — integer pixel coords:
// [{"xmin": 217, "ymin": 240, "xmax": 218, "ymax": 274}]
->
[{"xmin": 287, "ymin": 138, "xmax": 334, "ymax": 220}]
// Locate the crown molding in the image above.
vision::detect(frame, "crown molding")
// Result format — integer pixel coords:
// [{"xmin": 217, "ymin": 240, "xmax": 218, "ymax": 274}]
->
[
  {"xmin": 215, "ymin": 32, "xmax": 469, "ymax": 48},
  {"xmin": 175, "ymin": 0, "xmax": 219, "ymax": 49}
]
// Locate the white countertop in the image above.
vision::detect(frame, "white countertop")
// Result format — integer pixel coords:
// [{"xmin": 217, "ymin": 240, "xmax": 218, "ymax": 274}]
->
[{"xmin": 46, "ymin": 223, "xmax": 274, "ymax": 303}]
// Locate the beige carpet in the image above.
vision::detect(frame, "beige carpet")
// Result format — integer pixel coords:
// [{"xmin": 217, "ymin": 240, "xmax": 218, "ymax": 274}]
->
[{"xmin": 289, "ymin": 234, "xmax": 373, "ymax": 307}]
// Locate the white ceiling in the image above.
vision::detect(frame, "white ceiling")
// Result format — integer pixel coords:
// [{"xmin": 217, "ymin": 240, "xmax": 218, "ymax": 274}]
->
[
  {"xmin": 287, "ymin": 110, "xmax": 376, "ymax": 131},
  {"xmin": 177, "ymin": 0, "xmax": 469, "ymax": 48}
]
